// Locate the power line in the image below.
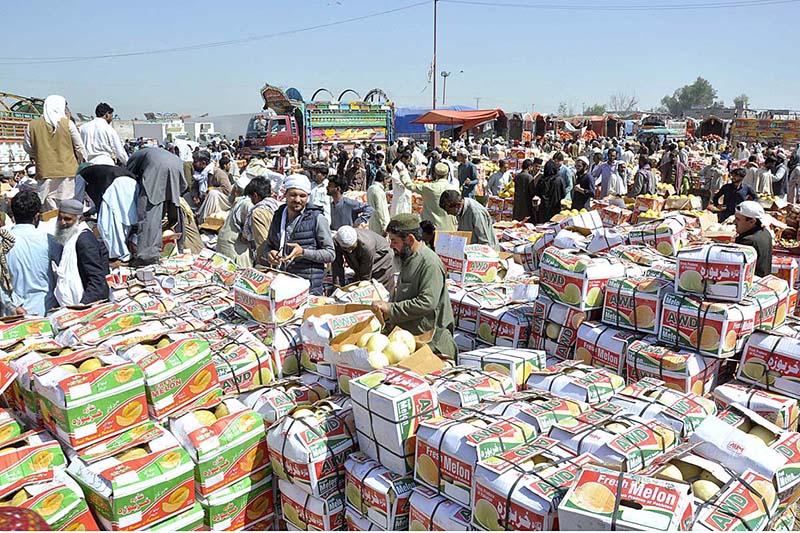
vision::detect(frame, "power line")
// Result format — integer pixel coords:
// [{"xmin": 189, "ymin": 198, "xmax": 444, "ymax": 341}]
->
[
  {"xmin": 441, "ymin": 0, "xmax": 799, "ymax": 10},
  {"xmin": 0, "ymin": 1, "xmax": 428, "ymax": 65}
]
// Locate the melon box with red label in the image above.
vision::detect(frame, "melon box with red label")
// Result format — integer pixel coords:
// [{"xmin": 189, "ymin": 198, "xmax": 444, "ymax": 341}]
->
[
  {"xmin": 278, "ymin": 477, "xmax": 346, "ymax": 531},
  {"xmin": 426, "ymin": 366, "xmax": 516, "ymax": 415},
  {"xmin": 56, "ymin": 311, "xmax": 146, "ymax": 347},
  {"xmin": 609, "ymin": 378, "xmax": 717, "ymax": 438},
  {"xmin": 266, "ymin": 397, "xmax": 357, "ymax": 498},
  {"xmin": 48, "ymin": 302, "xmax": 118, "ymax": 333},
  {"xmin": 233, "ymin": 268, "xmax": 310, "ymax": 325},
  {"xmin": 408, "ymin": 485, "xmax": 472, "ymax": 531},
  {"xmin": 539, "ymin": 246, "xmax": 641, "ymax": 311},
  {"xmin": 169, "ymin": 399, "xmax": 271, "ymax": 497},
  {"xmin": 476, "ymin": 303, "xmax": 534, "ymax": 348},
  {"xmin": 33, "ymin": 351, "xmax": 148, "ymax": 450},
  {"xmin": 658, "ymin": 292, "xmax": 756, "ymax": 358},
  {"xmin": 634, "ymin": 194, "xmax": 667, "ymax": 213},
  {"xmin": 737, "ymin": 331, "xmax": 800, "ymax": 400},
  {"xmin": 689, "ymin": 405, "xmax": 800, "ymax": 511},
  {"xmin": 557, "ymin": 463, "xmax": 694, "ymax": 531},
  {"xmin": 745, "ymin": 275, "xmax": 791, "ymax": 331},
  {"xmin": 456, "ymin": 346, "xmax": 546, "ymax": 389},
  {"xmin": 713, "ymin": 381, "xmax": 799, "ymax": 430},
  {"xmin": 675, "ymin": 243, "xmax": 756, "ymax": 302},
  {"xmin": 448, "ymin": 284, "xmax": 512, "ymax": 334},
  {"xmin": 436, "ymin": 236, "xmax": 501, "ymax": 283},
  {"xmin": 480, "ymin": 390, "xmax": 590, "ymax": 435},
  {"xmin": 772, "ymin": 255, "xmax": 799, "ymax": 288},
  {"xmin": 528, "ymin": 295, "xmax": 596, "ymax": 360},
  {"xmin": 350, "ymin": 367, "xmax": 440, "ymax": 476},
  {"xmin": 301, "ymin": 304, "xmax": 380, "ymax": 378},
  {"xmin": 240, "ymin": 375, "xmax": 334, "ymax": 429},
  {"xmin": 256, "ymin": 322, "xmax": 303, "ymax": 379},
  {"xmin": 414, "ymin": 410, "xmax": 538, "ymax": 506},
  {"xmin": 0, "ymin": 468, "xmax": 99, "ymax": 531},
  {"xmin": 344, "ymin": 451, "xmax": 414, "ymax": 531},
  {"xmin": 191, "ymin": 249, "xmax": 238, "ymax": 286},
  {"xmin": 574, "ymin": 321, "xmax": 647, "ymax": 376},
  {"xmin": 0, "ymin": 337, "xmax": 62, "ymax": 367},
  {"xmin": 525, "ymin": 361, "xmax": 625, "ymax": 405},
  {"xmin": 599, "ymin": 203, "xmax": 633, "ymax": 227},
  {"xmin": 627, "ymin": 214, "xmax": 689, "ymax": 257},
  {"xmin": 0, "ymin": 431, "xmax": 67, "ymax": 489},
  {"xmin": 626, "ymin": 338, "xmax": 722, "ymax": 396},
  {"xmin": 206, "ymin": 326, "xmax": 281, "ymax": 392},
  {"xmin": 602, "ymin": 276, "xmax": 673, "ymax": 335},
  {"xmin": 471, "ymin": 437, "xmax": 593, "ymax": 532},
  {"xmin": 0, "ymin": 316, "xmax": 53, "ymax": 346},
  {"xmin": 548, "ymin": 403, "xmax": 680, "ymax": 472},
  {"xmin": 197, "ymin": 472, "xmax": 274, "ymax": 531},
  {"xmin": 67, "ymin": 421, "xmax": 196, "ymax": 531}
]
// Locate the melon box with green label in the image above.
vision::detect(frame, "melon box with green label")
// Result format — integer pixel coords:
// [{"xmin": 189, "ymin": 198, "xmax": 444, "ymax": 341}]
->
[
  {"xmin": 408, "ymin": 485, "xmax": 472, "ymax": 531},
  {"xmin": 574, "ymin": 321, "xmax": 647, "ymax": 375},
  {"xmin": 476, "ymin": 303, "xmax": 534, "ymax": 348},
  {"xmin": 33, "ymin": 351, "xmax": 148, "ymax": 449},
  {"xmin": 602, "ymin": 276, "xmax": 672, "ymax": 335},
  {"xmin": 626, "ymin": 338, "xmax": 722, "ymax": 396},
  {"xmin": 266, "ymin": 396, "xmax": 357, "ymax": 498},
  {"xmin": 301, "ymin": 304, "xmax": 380, "ymax": 378},
  {"xmin": 0, "ymin": 408, "xmax": 24, "ymax": 447},
  {"xmin": 539, "ymin": 246, "xmax": 641, "ymax": 311},
  {"xmin": 67, "ymin": 421, "xmax": 196, "ymax": 531},
  {"xmin": 529, "ymin": 295, "xmax": 596, "ymax": 360},
  {"xmin": 147, "ymin": 502, "xmax": 204, "ymax": 531},
  {"xmin": 278, "ymin": 477, "xmax": 346, "ymax": 531},
  {"xmin": 745, "ymin": 275, "xmax": 791, "ymax": 331},
  {"xmin": 557, "ymin": 464, "xmax": 694, "ymax": 531},
  {"xmin": 480, "ymin": 390, "xmax": 590, "ymax": 435},
  {"xmin": 344, "ymin": 451, "xmax": 414, "ymax": 531},
  {"xmin": 415, "ymin": 410, "xmax": 538, "ymax": 506},
  {"xmin": 240, "ymin": 375, "xmax": 334, "ymax": 429},
  {"xmin": 658, "ymin": 292, "xmax": 756, "ymax": 358},
  {"xmin": 714, "ymin": 381, "xmax": 799, "ymax": 430},
  {"xmin": 48, "ymin": 301, "xmax": 118, "ymax": 332},
  {"xmin": 456, "ymin": 346, "xmax": 546, "ymax": 389},
  {"xmin": 609, "ymin": 378, "xmax": 717, "ymax": 438},
  {"xmin": 627, "ymin": 214, "xmax": 689, "ymax": 257},
  {"xmin": 207, "ymin": 327, "xmax": 279, "ymax": 393},
  {"xmin": 233, "ymin": 268, "xmax": 310, "ymax": 325},
  {"xmin": 0, "ymin": 431, "xmax": 67, "ymax": 489},
  {"xmin": 350, "ymin": 366, "xmax": 441, "ymax": 476},
  {"xmin": 197, "ymin": 471, "xmax": 274, "ymax": 531},
  {"xmin": 169, "ymin": 398, "xmax": 271, "ymax": 496},
  {"xmin": 427, "ymin": 366, "xmax": 516, "ymax": 415},
  {"xmin": 549, "ymin": 403, "xmax": 680, "ymax": 472},
  {"xmin": 675, "ymin": 243, "xmax": 756, "ymax": 302},
  {"xmin": 448, "ymin": 284, "xmax": 512, "ymax": 334},
  {"xmin": 0, "ymin": 316, "xmax": 53, "ymax": 346},
  {"xmin": 525, "ymin": 361, "xmax": 625, "ymax": 405},
  {"xmin": 471, "ymin": 437, "xmax": 594, "ymax": 532},
  {"xmin": 436, "ymin": 234, "xmax": 501, "ymax": 283},
  {"xmin": 57, "ymin": 311, "xmax": 147, "ymax": 346}
]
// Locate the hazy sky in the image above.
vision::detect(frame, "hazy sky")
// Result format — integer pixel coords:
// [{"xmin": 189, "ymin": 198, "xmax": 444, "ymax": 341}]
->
[{"xmin": 2, "ymin": 0, "xmax": 798, "ymax": 118}]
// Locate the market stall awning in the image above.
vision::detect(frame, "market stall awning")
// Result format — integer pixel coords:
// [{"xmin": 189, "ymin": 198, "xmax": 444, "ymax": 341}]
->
[{"xmin": 412, "ymin": 109, "xmax": 506, "ymax": 131}]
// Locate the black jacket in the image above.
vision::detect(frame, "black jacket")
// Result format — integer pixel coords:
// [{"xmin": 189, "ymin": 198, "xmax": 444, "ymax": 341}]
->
[
  {"xmin": 76, "ymin": 231, "xmax": 110, "ymax": 304},
  {"xmin": 735, "ymin": 225, "xmax": 773, "ymax": 277}
]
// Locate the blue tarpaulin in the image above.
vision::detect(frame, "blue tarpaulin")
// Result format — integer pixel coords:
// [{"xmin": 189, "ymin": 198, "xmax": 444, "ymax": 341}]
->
[{"xmin": 395, "ymin": 105, "xmax": 474, "ymax": 135}]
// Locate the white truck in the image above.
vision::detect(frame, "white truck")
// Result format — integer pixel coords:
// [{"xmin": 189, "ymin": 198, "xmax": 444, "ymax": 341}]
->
[{"xmin": 132, "ymin": 120, "xmax": 186, "ymax": 144}]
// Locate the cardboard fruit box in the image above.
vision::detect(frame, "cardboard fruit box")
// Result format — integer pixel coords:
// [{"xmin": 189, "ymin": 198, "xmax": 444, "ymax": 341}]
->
[
  {"xmin": 233, "ymin": 268, "xmax": 310, "ymax": 324},
  {"xmin": 658, "ymin": 292, "xmax": 756, "ymax": 358},
  {"xmin": 574, "ymin": 321, "xmax": 647, "ymax": 376},
  {"xmin": 426, "ymin": 366, "xmax": 516, "ymax": 415},
  {"xmin": 344, "ymin": 451, "xmax": 414, "ymax": 531},
  {"xmin": 0, "ymin": 408, "xmax": 25, "ymax": 447},
  {"xmin": 0, "ymin": 316, "xmax": 53, "ymax": 346},
  {"xmin": 240, "ymin": 375, "xmax": 333, "ymax": 429},
  {"xmin": 0, "ymin": 431, "xmax": 67, "ymax": 489},
  {"xmin": 33, "ymin": 351, "xmax": 148, "ymax": 449},
  {"xmin": 675, "ymin": 243, "xmax": 756, "ymax": 302},
  {"xmin": 169, "ymin": 399, "xmax": 271, "ymax": 497},
  {"xmin": 772, "ymin": 255, "xmax": 799, "ymax": 288},
  {"xmin": 528, "ymin": 295, "xmax": 596, "ymax": 360},
  {"xmin": 207, "ymin": 326, "xmax": 279, "ymax": 394},
  {"xmin": 602, "ymin": 276, "xmax": 673, "ymax": 335},
  {"xmin": 476, "ymin": 303, "xmax": 534, "ymax": 348},
  {"xmin": 713, "ymin": 381, "xmax": 799, "ymax": 430},
  {"xmin": 627, "ymin": 213, "xmax": 689, "ymax": 257},
  {"xmin": 557, "ymin": 464, "xmax": 694, "ymax": 531},
  {"xmin": 332, "ymin": 279, "xmax": 391, "ymax": 304},
  {"xmin": 480, "ymin": 390, "xmax": 590, "ymax": 435},
  {"xmin": 56, "ymin": 311, "xmax": 147, "ymax": 347},
  {"xmin": 746, "ymin": 275, "xmax": 791, "ymax": 331},
  {"xmin": 737, "ymin": 331, "xmax": 800, "ymax": 400},
  {"xmin": 197, "ymin": 472, "xmax": 274, "ymax": 531},
  {"xmin": 266, "ymin": 396, "xmax": 357, "ymax": 498},
  {"xmin": 626, "ymin": 339, "xmax": 722, "ymax": 396},
  {"xmin": 436, "ymin": 233, "xmax": 501, "ymax": 283},
  {"xmin": 48, "ymin": 302, "xmax": 118, "ymax": 333},
  {"xmin": 456, "ymin": 346, "xmax": 546, "ymax": 389},
  {"xmin": 350, "ymin": 366, "xmax": 441, "ymax": 477},
  {"xmin": 608, "ymin": 244, "xmax": 676, "ymax": 269},
  {"xmin": 448, "ymin": 284, "xmax": 512, "ymax": 334},
  {"xmin": 147, "ymin": 502, "xmax": 204, "ymax": 531},
  {"xmin": 67, "ymin": 421, "xmax": 196, "ymax": 531},
  {"xmin": 525, "ymin": 361, "xmax": 625, "ymax": 405},
  {"xmin": 414, "ymin": 410, "xmax": 538, "ymax": 506},
  {"xmin": 278, "ymin": 477, "xmax": 346, "ymax": 531},
  {"xmin": 408, "ymin": 485, "xmax": 472, "ymax": 531}
]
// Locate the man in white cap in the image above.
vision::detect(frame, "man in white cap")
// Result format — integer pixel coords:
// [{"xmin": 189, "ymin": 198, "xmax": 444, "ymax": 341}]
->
[
  {"xmin": 332, "ymin": 225, "xmax": 395, "ymax": 292},
  {"xmin": 261, "ymin": 173, "xmax": 335, "ymax": 295},
  {"xmin": 734, "ymin": 200, "xmax": 772, "ymax": 277}
]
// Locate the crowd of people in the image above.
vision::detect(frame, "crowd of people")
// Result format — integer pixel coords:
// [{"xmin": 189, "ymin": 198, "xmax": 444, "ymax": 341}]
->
[{"xmin": 1, "ymin": 93, "xmax": 799, "ymax": 356}]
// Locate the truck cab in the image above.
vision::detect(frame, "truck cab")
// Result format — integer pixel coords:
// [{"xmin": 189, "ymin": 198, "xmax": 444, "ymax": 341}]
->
[{"xmin": 244, "ymin": 113, "xmax": 299, "ymax": 155}]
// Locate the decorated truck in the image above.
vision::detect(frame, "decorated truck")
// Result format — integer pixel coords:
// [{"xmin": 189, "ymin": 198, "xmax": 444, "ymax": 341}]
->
[
  {"xmin": 244, "ymin": 84, "xmax": 394, "ymax": 157},
  {"xmin": 730, "ymin": 117, "xmax": 800, "ymax": 147},
  {"xmin": 0, "ymin": 92, "xmax": 43, "ymax": 166}
]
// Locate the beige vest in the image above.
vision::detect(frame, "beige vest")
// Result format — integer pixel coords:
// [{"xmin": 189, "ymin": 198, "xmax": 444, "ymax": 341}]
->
[{"xmin": 28, "ymin": 117, "xmax": 78, "ymax": 179}]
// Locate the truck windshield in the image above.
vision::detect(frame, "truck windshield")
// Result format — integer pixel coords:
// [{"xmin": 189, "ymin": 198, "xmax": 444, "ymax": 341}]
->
[{"xmin": 247, "ymin": 115, "xmax": 269, "ymax": 137}]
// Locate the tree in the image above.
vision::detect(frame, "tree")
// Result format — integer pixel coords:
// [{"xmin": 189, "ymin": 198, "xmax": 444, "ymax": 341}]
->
[
  {"xmin": 660, "ymin": 77, "xmax": 718, "ymax": 115},
  {"xmin": 557, "ymin": 101, "xmax": 570, "ymax": 116},
  {"xmin": 609, "ymin": 92, "xmax": 639, "ymax": 113},
  {"xmin": 584, "ymin": 103, "xmax": 606, "ymax": 115},
  {"xmin": 733, "ymin": 94, "xmax": 750, "ymax": 109}
]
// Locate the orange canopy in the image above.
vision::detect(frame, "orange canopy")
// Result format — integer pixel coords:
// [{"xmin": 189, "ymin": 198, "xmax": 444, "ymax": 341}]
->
[{"xmin": 412, "ymin": 109, "xmax": 506, "ymax": 131}]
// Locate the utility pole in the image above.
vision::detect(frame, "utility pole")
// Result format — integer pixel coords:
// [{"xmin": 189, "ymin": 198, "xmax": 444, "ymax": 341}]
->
[
  {"xmin": 441, "ymin": 71, "xmax": 451, "ymax": 106},
  {"xmin": 432, "ymin": 0, "xmax": 438, "ymax": 110},
  {"xmin": 475, "ymin": 97, "xmax": 481, "ymax": 108}
]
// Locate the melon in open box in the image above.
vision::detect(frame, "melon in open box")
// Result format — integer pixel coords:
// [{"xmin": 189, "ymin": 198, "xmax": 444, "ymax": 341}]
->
[
  {"xmin": 266, "ymin": 396, "xmax": 357, "ymax": 498},
  {"xmin": 529, "ymin": 295, "xmax": 595, "ymax": 359},
  {"xmin": 448, "ymin": 284, "xmax": 511, "ymax": 334},
  {"xmin": 408, "ymin": 485, "xmax": 471, "ymax": 531},
  {"xmin": 456, "ymin": 346, "xmax": 545, "ymax": 388},
  {"xmin": 301, "ymin": 304, "xmax": 380, "ymax": 378},
  {"xmin": 525, "ymin": 361, "xmax": 625, "ymax": 404},
  {"xmin": 0, "ymin": 431, "xmax": 67, "ymax": 488},
  {"xmin": 278, "ymin": 477, "xmax": 346, "ymax": 531},
  {"xmin": 240, "ymin": 375, "xmax": 333, "ymax": 429},
  {"xmin": 626, "ymin": 339, "xmax": 722, "ymax": 395},
  {"xmin": 33, "ymin": 352, "xmax": 148, "ymax": 449},
  {"xmin": 233, "ymin": 268, "xmax": 309, "ymax": 324},
  {"xmin": 602, "ymin": 276, "xmax": 672, "ymax": 334},
  {"xmin": 426, "ymin": 366, "xmax": 516, "ymax": 415},
  {"xmin": 658, "ymin": 292, "xmax": 755, "ymax": 358},
  {"xmin": 746, "ymin": 275, "xmax": 791, "ymax": 331},
  {"xmin": 574, "ymin": 321, "xmax": 647, "ymax": 375},
  {"xmin": 344, "ymin": 451, "xmax": 414, "ymax": 530},
  {"xmin": 414, "ymin": 410, "xmax": 538, "ymax": 506},
  {"xmin": 350, "ymin": 366, "xmax": 440, "ymax": 476},
  {"xmin": 738, "ymin": 331, "xmax": 800, "ymax": 401},
  {"xmin": 675, "ymin": 243, "xmax": 756, "ymax": 302},
  {"xmin": 169, "ymin": 398, "xmax": 271, "ymax": 496},
  {"xmin": 714, "ymin": 381, "xmax": 799, "ymax": 430},
  {"xmin": 67, "ymin": 421, "xmax": 195, "ymax": 531},
  {"xmin": 197, "ymin": 471, "xmax": 274, "ymax": 531},
  {"xmin": 627, "ymin": 214, "xmax": 689, "ymax": 257},
  {"xmin": 539, "ymin": 246, "xmax": 640, "ymax": 311}
]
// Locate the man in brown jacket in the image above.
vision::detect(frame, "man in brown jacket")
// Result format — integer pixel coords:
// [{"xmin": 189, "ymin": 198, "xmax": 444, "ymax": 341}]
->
[{"xmin": 23, "ymin": 95, "xmax": 87, "ymax": 211}]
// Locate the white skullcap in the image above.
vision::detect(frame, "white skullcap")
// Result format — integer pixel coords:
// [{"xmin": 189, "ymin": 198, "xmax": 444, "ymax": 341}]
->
[
  {"xmin": 283, "ymin": 173, "xmax": 312, "ymax": 194},
  {"xmin": 12, "ymin": 165, "xmax": 24, "ymax": 172},
  {"xmin": 335, "ymin": 225, "xmax": 358, "ymax": 248},
  {"xmin": 236, "ymin": 173, "xmax": 252, "ymax": 190},
  {"xmin": 26, "ymin": 165, "xmax": 36, "ymax": 176}
]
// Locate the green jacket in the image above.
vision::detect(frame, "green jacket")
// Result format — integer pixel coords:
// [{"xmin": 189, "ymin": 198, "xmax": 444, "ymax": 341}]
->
[
  {"xmin": 458, "ymin": 198, "xmax": 498, "ymax": 247},
  {"xmin": 388, "ymin": 244, "xmax": 457, "ymax": 357},
  {"xmin": 399, "ymin": 174, "xmax": 457, "ymax": 231}
]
